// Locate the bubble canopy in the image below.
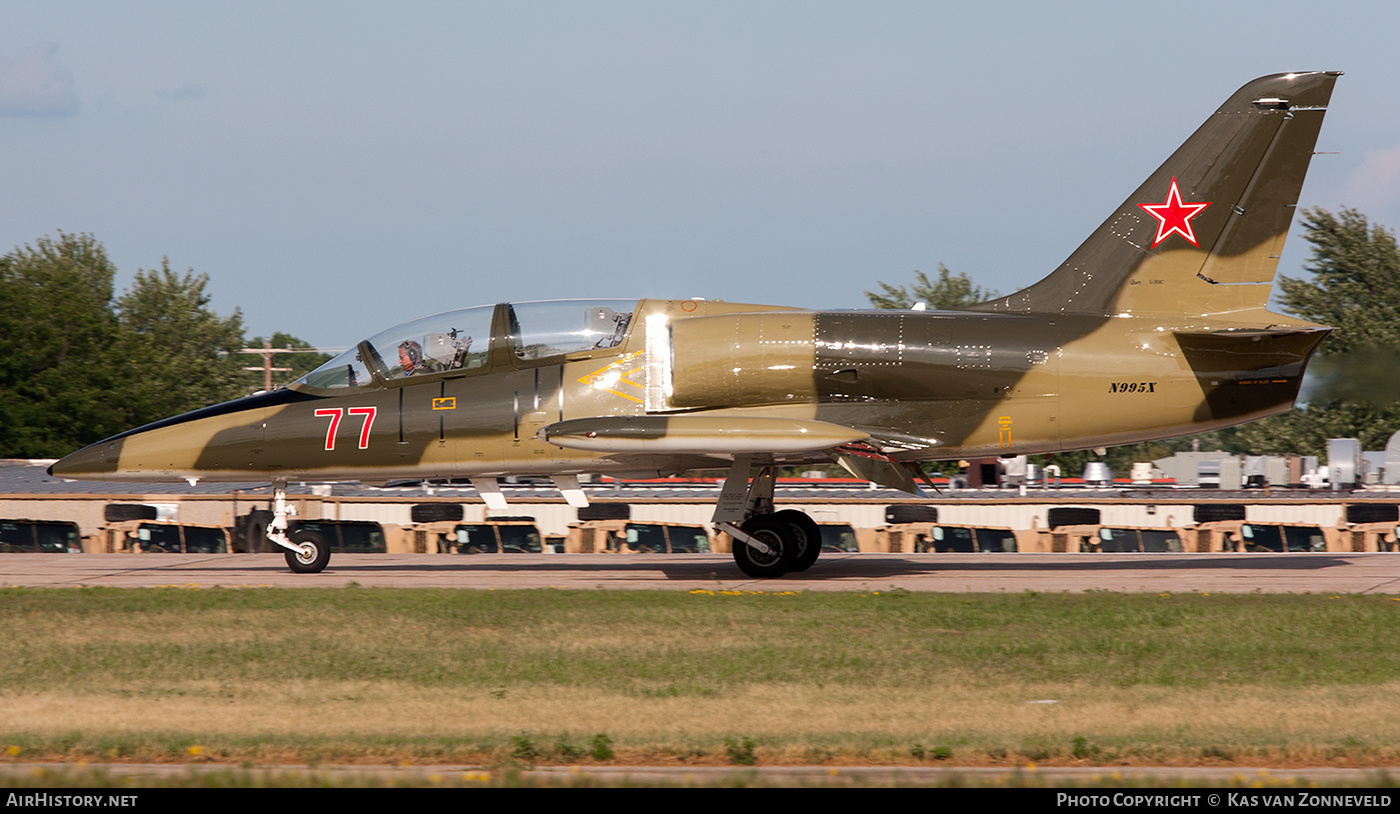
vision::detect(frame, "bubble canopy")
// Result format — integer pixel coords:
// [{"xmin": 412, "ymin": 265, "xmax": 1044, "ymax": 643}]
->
[{"xmin": 293, "ymin": 300, "xmax": 637, "ymax": 391}]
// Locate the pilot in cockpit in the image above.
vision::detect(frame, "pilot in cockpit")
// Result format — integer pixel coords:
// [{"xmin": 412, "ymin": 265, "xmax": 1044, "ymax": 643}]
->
[{"xmin": 397, "ymin": 340, "xmax": 443, "ymax": 376}]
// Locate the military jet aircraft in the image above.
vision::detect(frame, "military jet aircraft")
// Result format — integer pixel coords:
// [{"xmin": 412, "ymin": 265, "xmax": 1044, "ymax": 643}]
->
[{"xmin": 51, "ymin": 71, "xmax": 1341, "ymax": 578}]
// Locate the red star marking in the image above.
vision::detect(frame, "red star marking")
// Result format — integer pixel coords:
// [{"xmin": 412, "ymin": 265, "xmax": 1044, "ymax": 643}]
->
[{"xmin": 1137, "ymin": 177, "xmax": 1211, "ymax": 247}]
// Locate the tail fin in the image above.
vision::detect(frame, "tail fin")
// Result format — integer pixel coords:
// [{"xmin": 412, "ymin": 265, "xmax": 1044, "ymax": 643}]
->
[{"xmin": 970, "ymin": 72, "xmax": 1340, "ymax": 320}]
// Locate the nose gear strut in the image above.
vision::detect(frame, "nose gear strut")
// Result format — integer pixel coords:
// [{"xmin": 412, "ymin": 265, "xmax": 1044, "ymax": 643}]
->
[{"xmin": 265, "ymin": 480, "xmax": 331, "ymax": 573}]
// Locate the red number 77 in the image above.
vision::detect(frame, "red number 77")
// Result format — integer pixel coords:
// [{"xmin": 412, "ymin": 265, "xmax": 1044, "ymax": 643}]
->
[{"xmin": 314, "ymin": 407, "xmax": 377, "ymax": 451}]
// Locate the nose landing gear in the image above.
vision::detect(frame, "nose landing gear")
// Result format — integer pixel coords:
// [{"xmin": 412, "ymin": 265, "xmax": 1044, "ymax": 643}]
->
[{"xmin": 265, "ymin": 480, "xmax": 332, "ymax": 574}]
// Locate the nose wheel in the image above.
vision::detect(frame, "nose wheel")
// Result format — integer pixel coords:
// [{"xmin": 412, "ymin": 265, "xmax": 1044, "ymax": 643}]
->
[
  {"xmin": 284, "ymin": 529, "xmax": 331, "ymax": 574},
  {"xmin": 266, "ymin": 481, "xmax": 333, "ymax": 573}
]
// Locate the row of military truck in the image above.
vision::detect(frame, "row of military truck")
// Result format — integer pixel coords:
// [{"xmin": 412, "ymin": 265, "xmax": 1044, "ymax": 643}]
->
[{"xmin": 3, "ymin": 501, "xmax": 1400, "ymax": 556}]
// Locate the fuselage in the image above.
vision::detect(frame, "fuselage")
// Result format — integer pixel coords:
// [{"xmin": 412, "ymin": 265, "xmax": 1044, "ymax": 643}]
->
[{"xmin": 49, "ymin": 297, "xmax": 1327, "ymax": 483}]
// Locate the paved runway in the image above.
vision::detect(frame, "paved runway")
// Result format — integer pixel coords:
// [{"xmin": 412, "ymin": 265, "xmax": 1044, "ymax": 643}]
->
[{"xmin": 5, "ymin": 551, "xmax": 1400, "ymax": 593}]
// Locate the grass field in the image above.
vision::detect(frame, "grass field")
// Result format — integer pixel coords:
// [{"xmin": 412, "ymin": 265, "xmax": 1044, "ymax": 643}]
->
[{"xmin": 3, "ymin": 586, "xmax": 1400, "ymax": 768}]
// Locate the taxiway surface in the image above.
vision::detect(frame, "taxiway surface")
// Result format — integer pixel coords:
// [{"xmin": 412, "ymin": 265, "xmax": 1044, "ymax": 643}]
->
[{"xmin": 4, "ymin": 552, "xmax": 1400, "ymax": 593}]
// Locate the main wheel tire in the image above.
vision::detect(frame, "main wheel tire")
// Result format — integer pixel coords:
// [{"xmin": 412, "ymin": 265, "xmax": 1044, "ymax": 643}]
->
[
  {"xmin": 411, "ymin": 503, "xmax": 463, "ymax": 523},
  {"xmin": 1193, "ymin": 504, "xmax": 1246, "ymax": 523},
  {"xmin": 284, "ymin": 529, "xmax": 331, "ymax": 574},
  {"xmin": 577, "ymin": 503, "xmax": 630, "ymax": 521},
  {"xmin": 774, "ymin": 509, "xmax": 822, "ymax": 572},
  {"xmin": 884, "ymin": 504, "xmax": 938, "ymax": 524},
  {"xmin": 1047, "ymin": 507, "xmax": 1101, "ymax": 527},
  {"xmin": 1346, "ymin": 503, "xmax": 1399, "ymax": 524},
  {"xmin": 732, "ymin": 514, "xmax": 795, "ymax": 579},
  {"xmin": 104, "ymin": 503, "xmax": 158, "ymax": 522}
]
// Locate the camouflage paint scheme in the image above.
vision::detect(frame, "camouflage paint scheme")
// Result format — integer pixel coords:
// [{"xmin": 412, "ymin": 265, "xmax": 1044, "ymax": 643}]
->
[{"xmin": 52, "ymin": 73, "xmax": 1338, "ymax": 495}]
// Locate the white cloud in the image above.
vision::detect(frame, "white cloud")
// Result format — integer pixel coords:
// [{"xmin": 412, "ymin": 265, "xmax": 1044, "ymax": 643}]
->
[
  {"xmin": 1343, "ymin": 144, "xmax": 1400, "ymax": 212},
  {"xmin": 0, "ymin": 44, "xmax": 78, "ymax": 118}
]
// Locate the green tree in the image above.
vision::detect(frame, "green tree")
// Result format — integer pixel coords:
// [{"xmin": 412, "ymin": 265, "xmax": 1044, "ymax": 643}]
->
[
  {"xmin": 1225, "ymin": 402, "xmax": 1400, "ymax": 457},
  {"xmin": 115, "ymin": 260, "xmax": 247, "ymax": 427},
  {"xmin": 1224, "ymin": 207, "xmax": 1400, "ymax": 458},
  {"xmin": 865, "ymin": 264, "xmax": 997, "ymax": 310},
  {"xmin": 1277, "ymin": 207, "xmax": 1400, "ymax": 356},
  {"xmin": 0, "ymin": 233, "xmax": 125, "ymax": 458}
]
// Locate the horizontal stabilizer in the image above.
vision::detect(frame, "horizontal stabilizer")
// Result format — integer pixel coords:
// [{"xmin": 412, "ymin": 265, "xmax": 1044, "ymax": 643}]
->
[
  {"xmin": 540, "ymin": 415, "xmax": 868, "ymax": 454},
  {"xmin": 1172, "ymin": 326, "xmax": 1331, "ymax": 339}
]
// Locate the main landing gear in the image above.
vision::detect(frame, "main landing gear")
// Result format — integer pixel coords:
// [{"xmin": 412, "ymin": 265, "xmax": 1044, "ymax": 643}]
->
[
  {"xmin": 266, "ymin": 480, "xmax": 331, "ymax": 574},
  {"xmin": 714, "ymin": 456, "xmax": 822, "ymax": 579}
]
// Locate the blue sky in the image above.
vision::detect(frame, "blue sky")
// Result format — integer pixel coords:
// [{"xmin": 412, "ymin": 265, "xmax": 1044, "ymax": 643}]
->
[{"xmin": 2, "ymin": 1, "xmax": 1396, "ymax": 347}]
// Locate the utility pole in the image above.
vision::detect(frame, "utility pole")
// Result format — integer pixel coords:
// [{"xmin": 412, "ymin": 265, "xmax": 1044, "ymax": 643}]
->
[
  {"xmin": 241, "ymin": 339, "xmax": 292, "ymax": 392},
  {"xmin": 240, "ymin": 339, "xmax": 330, "ymax": 392}
]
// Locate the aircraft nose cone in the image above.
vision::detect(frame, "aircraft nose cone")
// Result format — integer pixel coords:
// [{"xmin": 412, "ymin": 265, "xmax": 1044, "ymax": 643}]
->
[{"xmin": 49, "ymin": 439, "xmax": 120, "ymax": 479}]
